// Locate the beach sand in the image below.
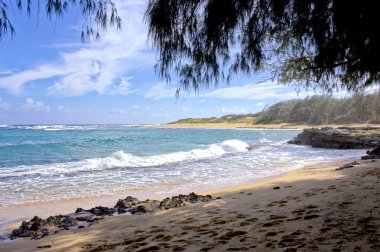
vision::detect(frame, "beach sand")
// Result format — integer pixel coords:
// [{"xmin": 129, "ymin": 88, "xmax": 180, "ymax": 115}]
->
[{"xmin": 1, "ymin": 158, "xmax": 379, "ymax": 251}]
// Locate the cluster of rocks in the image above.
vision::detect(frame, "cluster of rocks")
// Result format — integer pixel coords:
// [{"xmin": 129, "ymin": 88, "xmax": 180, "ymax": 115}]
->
[
  {"xmin": 159, "ymin": 192, "xmax": 213, "ymax": 210},
  {"xmin": 288, "ymin": 127, "xmax": 380, "ymax": 149},
  {"xmin": 114, "ymin": 196, "xmax": 160, "ymax": 214},
  {"xmin": 10, "ymin": 215, "xmax": 79, "ymax": 240},
  {"xmin": 9, "ymin": 192, "xmax": 215, "ymax": 240},
  {"xmin": 361, "ymin": 146, "xmax": 380, "ymax": 160}
]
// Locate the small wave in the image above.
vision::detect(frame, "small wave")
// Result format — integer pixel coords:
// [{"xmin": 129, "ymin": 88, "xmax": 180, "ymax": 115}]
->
[
  {"xmin": 0, "ymin": 139, "xmax": 250, "ymax": 178},
  {"xmin": 258, "ymin": 138, "xmax": 273, "ymax": 143},
  {"xmin": 2, "ymin": 124, "xmax": 149, "ymax": 131}
]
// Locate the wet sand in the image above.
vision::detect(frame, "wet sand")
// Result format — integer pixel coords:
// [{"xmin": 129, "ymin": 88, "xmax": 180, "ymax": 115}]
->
[{"xmin": 1, "ymin": 158, "xmax": 379, "ymax": 251}]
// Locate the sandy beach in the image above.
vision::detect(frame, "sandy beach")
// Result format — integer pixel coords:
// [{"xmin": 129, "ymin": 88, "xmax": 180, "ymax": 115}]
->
[{"xmin": 1, "ymin": 157, "xmax": 379, "ymax": 252}]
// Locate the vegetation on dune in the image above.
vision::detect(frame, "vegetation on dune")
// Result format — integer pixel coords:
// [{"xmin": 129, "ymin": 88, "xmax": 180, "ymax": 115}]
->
[
  {"xmin": 168, "ymin": 114, "xmax": 258, "ymax": 125},
  {"xmin": 256, "ymin": 93, "xmax": 380, "ymax": 125},
  {"xmin": 169, "ymin": 93, "xmax": 380, "ymax": 125}
]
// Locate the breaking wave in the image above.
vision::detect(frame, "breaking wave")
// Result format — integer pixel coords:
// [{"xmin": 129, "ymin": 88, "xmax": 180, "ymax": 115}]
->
[{"xmin": 0, "ymin": 140, "xmax": 250, "ymax": 178}]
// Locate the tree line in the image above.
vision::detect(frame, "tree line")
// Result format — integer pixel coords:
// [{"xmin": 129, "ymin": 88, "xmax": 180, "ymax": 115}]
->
[{"xmin": 256, "ymin": 93, "xmax": 380, "ymax": 125}]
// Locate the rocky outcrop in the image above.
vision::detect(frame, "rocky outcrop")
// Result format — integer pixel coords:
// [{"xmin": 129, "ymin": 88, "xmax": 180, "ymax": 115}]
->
[
  {"xmin": 361, "ymin": 146, "xmax": 380, "ymax": 160},
  {"xmin": 9, "ymin": 192, "xmax": 215, "ymax": 240},
  {"xmin": 288, "ymin": 127, "xmax": 380, "ymax": 149}
]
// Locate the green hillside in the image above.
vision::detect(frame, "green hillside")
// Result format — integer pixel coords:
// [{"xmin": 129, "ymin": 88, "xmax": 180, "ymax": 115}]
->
[
  {"xmin": 168, "ymin": 113, "xmax": 259, "ymax": 124},
  {"xmin": 168, "ymin": 93, "xmax": 380, "ymax": 125}
]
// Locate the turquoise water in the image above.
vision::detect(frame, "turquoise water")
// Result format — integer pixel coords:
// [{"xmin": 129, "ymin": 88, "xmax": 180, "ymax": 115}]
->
[{"xmin": 0, "ymin": 125, "xmax": 364, "ymax": 207}]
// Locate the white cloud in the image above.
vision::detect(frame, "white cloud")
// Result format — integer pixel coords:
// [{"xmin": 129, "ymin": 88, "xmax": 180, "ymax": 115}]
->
[
  {"xmin": 0, "ymin": 1, "xmax": 153, "ymax": 96},
  {"xmin": 181, "ymin": 106, "xmax": 188, "ymax": 112},
  {"xmin": 144, "ymin": 80, "xmax": 324, "ymax": 101},
  {"xmin": 202, "ymin": 81, "xmax": 318, "ymax": 100},
  {"xmin": 132, "ymin": 105, "xmax": 140, "ymax": 110},
  {"xmin": 110, "ymin": 77, "xmax": 139, "ymax": 96},
  {"xmin": 23, "ymin": 98, "xmax": 50, "ymax": 112},
  {"xmin": 144, "ymin": 82, "xmax": 177, "ymax": 100}
]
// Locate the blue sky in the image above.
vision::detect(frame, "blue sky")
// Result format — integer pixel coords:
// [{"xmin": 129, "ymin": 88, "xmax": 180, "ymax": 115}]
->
[{"xmin": 0, "ymin": 1, "xmax": 353, "ymax": 125}]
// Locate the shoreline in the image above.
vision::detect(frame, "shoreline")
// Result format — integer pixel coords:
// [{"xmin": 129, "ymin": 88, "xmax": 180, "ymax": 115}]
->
[
  {"xmin": 2, "ymin": 155, "xmax": 379, "ymax": 251},
  {"xmin": 0, "ymin": 157, "xmax": 354, "ymax": 228},
  {"xmin": 151, "ymin": 123, "xmax": 380, "ymax": 130},
  {"xmin": 0, "ymin": 158, "xmax": 353, "ymax": 236}
]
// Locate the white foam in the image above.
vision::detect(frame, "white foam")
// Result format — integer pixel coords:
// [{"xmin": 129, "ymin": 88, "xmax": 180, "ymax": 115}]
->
[
  {"xmin": 6, "ymin": 124, "xmax": 149, "ymax": 131},
  {"xmin": 0, "ymin": 139, "xmax": 250, "ymax": 178}
]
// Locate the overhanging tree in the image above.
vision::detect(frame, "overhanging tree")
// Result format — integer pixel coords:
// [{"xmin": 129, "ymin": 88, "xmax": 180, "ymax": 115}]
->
[
  {"xmin": 0, "ymin": 0, "xmax": 121, "ymax": 42},
  {"xmin": 145, "ymin": 0, "xmax": 380, "ymax": 92},
  {"xmin": 1, "ymin": 1, "xmax": 379, "ymax": 93}
]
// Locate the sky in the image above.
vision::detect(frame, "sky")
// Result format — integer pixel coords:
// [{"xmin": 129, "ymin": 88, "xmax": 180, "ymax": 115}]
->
[{"xmin": 0, "ymin": 1, "xmax": 362, "ymax": 125}]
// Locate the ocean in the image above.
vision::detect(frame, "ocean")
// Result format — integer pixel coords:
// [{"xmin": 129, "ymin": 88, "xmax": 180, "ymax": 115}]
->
[{"xmin": 0, "ymin": 125, "xmax": 364, "ymax": 208}]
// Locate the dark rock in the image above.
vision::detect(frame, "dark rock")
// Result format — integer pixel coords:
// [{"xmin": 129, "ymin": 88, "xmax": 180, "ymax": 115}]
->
[
  {"xmin": 88, "ymin": 206, "xmax": 116, "ymax": 216},
  {"xmin": 130, "ymin": 205, "xmax": 147, "ymax": 214},
  {"xmin": 114, "ymin": 197, "xmax": 160, "ymax": 214},
  {"xmin": 10, "ymin": 215, "xmax": 77, "ymax": 240},
  {"xmin": 86, "ymin": 217, "xmax": 103, "ymax": 223},
  {"xmin": 75, "ymin": 216, "xmax": 91, "ymax": 222},
  {"xmin": 9, "ymin": 193, "xmax": 214, "ymax": 240},
  {"xmin": 361, "ymin": 146, "xmax": 380, "ymax": 160},
  {"xmin": 114, "ymin": 196, "xmax": 140, "ymax": 213},
  {"xmin": 57, "ymin": 217, "xmax": 77, "ymax": 229},
  {"xmin": 288, "ymin": 128, "xmax": 380, "ymax": 149},
  {"xmin": 75, "ymin": 208, "xmax": 86, "ymax": 213},
  {"xmin": 159, "ymin": 192, "xmax": 213, "ymax": 210}
]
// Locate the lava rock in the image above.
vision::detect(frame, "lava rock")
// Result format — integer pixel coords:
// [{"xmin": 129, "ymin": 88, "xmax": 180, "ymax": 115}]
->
[
  {"xmin": 10, "ymin": 215, "xmax": 75, "ymax": 240},
  {"xmin": 362, "ymin": 146, "xmax": 380, "ymax": 160},
  {"xmin": 159, "ymin": 192, "xmax": 212, "ymax": 210},
  {"xmin": 288, "ymin": 127, "xmax": 380, "ymax": 149},
  {"xmin": 114, "ymin": 196, "xmax": 140, "ymax": 213},
  {"xmin": 88, "ymin": 206, "xmax": 116, "ymax": 216}
]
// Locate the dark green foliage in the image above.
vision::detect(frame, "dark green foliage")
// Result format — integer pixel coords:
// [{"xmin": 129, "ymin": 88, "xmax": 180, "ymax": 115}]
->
[
  {"xmin": 0, "ymin": 0, "xmax": 121, "ymax": 41},
  {"xmin": 169, "ymin": 114, "xmax": 256, "ymax": 124},
  {"xmin": 169, "ymin": 93, "xmax": 380, "ymax": 125},
  {"xmin": 256, "ymin": 93, "xmax": 380, "ymax": 125},
  {"xmin": 146, "ymin": 0, "xmax": 380, "ymax": 93}
]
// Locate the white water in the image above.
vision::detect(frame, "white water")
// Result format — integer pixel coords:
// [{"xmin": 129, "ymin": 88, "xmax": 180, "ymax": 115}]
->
[{"xmin": 0, "ymin": 140, "xmax": 249, "ymax": 178}]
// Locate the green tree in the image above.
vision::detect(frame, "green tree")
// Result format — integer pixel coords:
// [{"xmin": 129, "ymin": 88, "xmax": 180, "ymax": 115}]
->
[
  {"xmin": 146, "ymin": 0, "xmax": 380, "ymax": 92},
  {"xmin": 2, "ymin": 1, "xmax": 380, "ymax": 94},
  {"xmin": 255, "ymin": 93, "xmax": 380, "ymax": 125}
]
